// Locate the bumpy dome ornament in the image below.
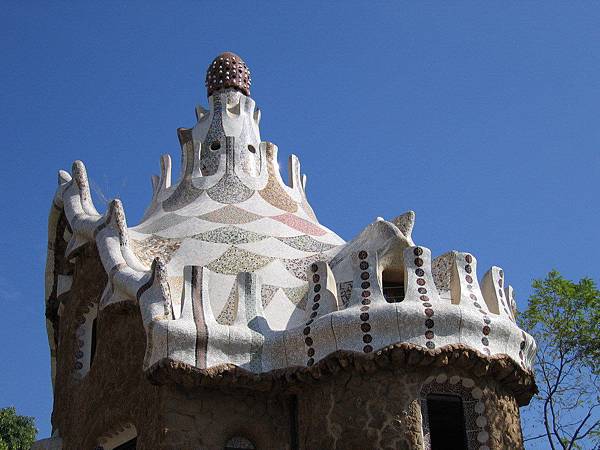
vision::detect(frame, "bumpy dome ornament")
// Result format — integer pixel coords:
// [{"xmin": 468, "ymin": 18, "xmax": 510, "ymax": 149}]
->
[
  {"xmin": 40, "ymin": 52, "xmax": 538, "ymax": 449},
  {"xmin": 205, "ymin": 51, "xmax": 251, "ymax": 97}
]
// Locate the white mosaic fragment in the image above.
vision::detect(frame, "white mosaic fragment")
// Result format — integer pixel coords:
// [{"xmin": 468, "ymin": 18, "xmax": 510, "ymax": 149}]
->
[
  {"xmin": 166, "ymin": 239, "xmax": 230, "ymax": 276},
  {"xmin": 155, "ymin": 217, "xmax": 225, "ymax": 238},
  {"xmin": 255, "ymin": 260, "xmax": 306, "ymax": 288},
  {"xmin": 237, "ymin": 217, "xmax": 304, "ymax": 237},
  {"xmin": 237, "ymin": 237, "xmax": 313, "ymax": 259}
]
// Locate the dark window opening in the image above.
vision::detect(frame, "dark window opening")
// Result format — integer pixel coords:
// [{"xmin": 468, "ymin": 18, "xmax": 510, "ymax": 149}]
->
[
  {"xmin": 211, "ymin": 141, "xmax": 221, "ymax": 151},
  {"xmin": 247, "ymin": 144, "xmax": 256, "ymax": 154},
  {"xmin": 426, "ymin": 394, "xmax": 467, "ymax": 450},
  {"xmin": 382, "ymin": 270, "xmax": 404, "ymax": 303},
  {"xmin": 290, "ymin": 395, "xmax": 299, "ymax": 450},
  {"xmin": 90, "ymin": 318, "xmax": 97, "ymax": 366},
  {"xmin": 114, "ymin": 437, "xmax": 137, "ymax": 450}
]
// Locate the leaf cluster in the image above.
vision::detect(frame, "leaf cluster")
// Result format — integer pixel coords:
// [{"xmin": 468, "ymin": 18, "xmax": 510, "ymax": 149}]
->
[
  {"xmin": 0, "ymin": 407, "xmax": 37, "ymax": 450},
  {"xmin": 520, "ymin": 270, "xmax": 600, "ymax": 450},
  {"xmin": 520, "ymin": 270, "xmax": 599, "ymax": 373}
]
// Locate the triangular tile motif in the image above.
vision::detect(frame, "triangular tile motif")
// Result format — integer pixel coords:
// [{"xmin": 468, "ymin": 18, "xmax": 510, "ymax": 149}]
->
[
  {"xmin": 300, "ymin": 195, "xmax": 318, "ymax": 222},
  {"xmin": 236, "ymin": 192, "xmax": 289, "ymax": 217},
  {"xmin": 175, "ymin": 191, "xmax": 224, "ymax": 217},
  {"xmin": 206, "ymin": 246, "xmax": 273, "ymax": 275},
  {"xmin": 278, "ymin": 235, "xmax": 337, "ymax": 253},
  {"xmin": 261, "ymin": 284, "xmax": 280, "ymax": 309},
  {"xmin": 134, "ymin": 213, "xmax": 190, "ymax": 234},
  {"xmin": 199, "ymin": 205, "xmax": 261, "ymax": 224},
  {"xmin": 162, "ymin": 180, "xmax": 204, "ymax": 212},
  {"xmin": 283, "ymin": 254, "xmax": 325, "ymax": 281},
  {"xmin": 165, "ymin": 240, "xmax": 231, "ymax": 276},
  {"xmin": 258, "ymin": 146, "xmax": 298, "ymax": 213},
  {"xmin": 152, "ymin": 217, "xmax": 224, "ymax": 239},
  {"xmin": 282, "ymin": 285, "xmax": 309, "ymax": 306},
  {"xmin": 192, "ymin": 226, "xmax": 268, "ymax": 244},
  {"xmin": 295, "ymin": 294, "xmax": 308, "ymax": 311},
  {"xmin": 236, "ymin": 217, "xmax": 305, "ymax": 237},
  {"xmin": 207, "ymin": 174, "xmax": 254, "ymax": 204},
  {"xmin": 217, "ymin": 283, "xmax": 238, "ymax": 325},
  {"xmin": 264, "ymin": 289, "xmax": 298, "ymax": 330},
  {"xmin": 167, "ymin": 275, "xmax": 184, "ymax": 318},
  {"xmin": 255, "ymin": 259, "xmax": 308, "ymax": 286},
  {"xmin": 130, "ymin": 235, "xmax": 182, "ymax": 267},
  {"xmin": 272, "ymin": 213, "xmax": 326, "ymax": 236},
  {"xmin": 236, "ymin": 238, "xmax": 312, "ymax": 259}
]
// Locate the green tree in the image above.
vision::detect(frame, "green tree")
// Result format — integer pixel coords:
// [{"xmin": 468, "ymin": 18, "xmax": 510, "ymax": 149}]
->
[
  {"xmin": 0, "ymin": 407, "xmax": 37, "ymax": 450},
  {"xmin": 520, "ymin": 270, "xmax": 599, "ymax": 450}
]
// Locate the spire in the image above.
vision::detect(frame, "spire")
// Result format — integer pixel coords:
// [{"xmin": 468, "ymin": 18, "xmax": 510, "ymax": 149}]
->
[{"xmin": 205, "ymin": 52, "xmax": 251, "ymax": 97}]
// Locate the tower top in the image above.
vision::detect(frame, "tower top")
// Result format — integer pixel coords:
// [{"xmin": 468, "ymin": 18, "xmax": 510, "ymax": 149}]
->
[{"xmin": 205, "ymin": 51, "xmax": 251, "ymax": 97}]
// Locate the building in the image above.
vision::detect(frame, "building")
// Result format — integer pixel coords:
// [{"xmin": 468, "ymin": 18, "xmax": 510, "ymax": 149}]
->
[{"xmin": 36, "ymin": 52, "xmax": 537, "ymax": 449}]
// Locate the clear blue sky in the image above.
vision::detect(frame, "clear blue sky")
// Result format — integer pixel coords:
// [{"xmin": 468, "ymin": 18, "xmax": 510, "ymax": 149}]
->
[{"xmin": 1, "ymin": 2, "xmax": 598, "ymax": 445}]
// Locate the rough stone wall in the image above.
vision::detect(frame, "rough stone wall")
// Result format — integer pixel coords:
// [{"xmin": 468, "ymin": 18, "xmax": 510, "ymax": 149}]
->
[
  {"xmin": 52, "ymin": 245, "xmax": 163, "ymax": 449},
  {"xmin": 160, "ymin": 384, "xmax": 293, "ymax": 449},
  {"xmin": 297, "ymin": 369, "xmax": 423, "ymax": 449},
  {"xmin": 151, "ymin": 363, "xmax": 524, "ymax": 449},
  {"xmin": 482, "ymin": 380, "xmax": 525, "ymax": 449},
  {"xmin": 296, "ymin": 366, "xmax": 525, "ymax": 450}
]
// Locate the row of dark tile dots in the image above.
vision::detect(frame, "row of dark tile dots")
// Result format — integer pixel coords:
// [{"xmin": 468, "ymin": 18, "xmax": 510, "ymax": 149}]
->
[
  {"xmin": 497, "ymin": 270, "xmax": 511, "ymax": 317},
  {"xmin": 73, "ymin": 303, "xmax": 94, "ymax": 371},
  {"xmin": 519, "ymin": 330, "xmax": 527, "ymax": 369},
  {"xmin": 464, "ymin": 254, "xmax": 492, "ymax": 355},
  {"xmin": 305, "ymin": 264, "xmax": 321, "ymax": 366},
  {"xmin": 358, "ymin": 251, "xmax": 373, "ymax": 353},
  {"xmin": 414, "ymin": 247, "xmax": 436, "ymax": 349}
]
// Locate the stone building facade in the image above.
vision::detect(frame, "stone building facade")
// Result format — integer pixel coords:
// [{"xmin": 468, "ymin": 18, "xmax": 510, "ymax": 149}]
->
[{"xmin": 36, "ymin": 52, "xmax": 536, "ymax": 450}]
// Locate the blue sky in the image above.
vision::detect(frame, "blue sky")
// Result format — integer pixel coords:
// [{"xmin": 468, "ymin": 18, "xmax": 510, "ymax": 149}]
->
[{"xmin": 1, "ymin": 1, "xmax": 599, "ymax": 444}]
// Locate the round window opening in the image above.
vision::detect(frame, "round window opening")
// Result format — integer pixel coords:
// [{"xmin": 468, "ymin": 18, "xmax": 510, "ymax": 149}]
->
[
  {"xmin": 211, "ymin": 141, "xmax": 221, "ymax": 151},
  {"xmin": 247, "ymin": 145, "xmax": 256, "ymax": 154}
]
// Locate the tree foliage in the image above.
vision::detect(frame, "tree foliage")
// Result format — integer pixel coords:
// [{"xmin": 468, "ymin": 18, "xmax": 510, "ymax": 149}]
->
[
  {"xmin": 520, "ymin": 270, "xmax": 600, "ymax": 450},
  {"xmin": 0, "ymin": 407, "xmax": 36, "ymax": 450}
]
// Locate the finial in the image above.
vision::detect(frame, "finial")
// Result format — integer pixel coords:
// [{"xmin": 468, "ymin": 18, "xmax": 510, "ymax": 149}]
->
[{"xmin": 205, "ymin": 51, "xmax": 251, "ymax": 97}]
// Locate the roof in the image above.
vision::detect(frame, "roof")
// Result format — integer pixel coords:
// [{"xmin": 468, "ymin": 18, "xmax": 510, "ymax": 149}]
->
[{"xmin": 44, "ymin": 53, "xmax": 536, "ymax": 396}]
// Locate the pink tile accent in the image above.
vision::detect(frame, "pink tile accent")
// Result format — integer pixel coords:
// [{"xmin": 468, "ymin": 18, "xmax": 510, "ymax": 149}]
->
[{"xmin": 272, "ymin": 214, "xmax": 326, "ymax": 236}]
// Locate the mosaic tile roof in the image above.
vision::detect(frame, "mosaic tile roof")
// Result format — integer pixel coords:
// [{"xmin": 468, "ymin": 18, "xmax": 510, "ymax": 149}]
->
[{"xmin": 44, "ymin": 52, "xmax": 536, "ymax": 393}]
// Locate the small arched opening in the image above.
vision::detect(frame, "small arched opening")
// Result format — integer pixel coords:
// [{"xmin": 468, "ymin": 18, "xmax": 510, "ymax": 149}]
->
[{"xmin": 382, "ymin": 269, "xmax": 405, "ymax": 303}]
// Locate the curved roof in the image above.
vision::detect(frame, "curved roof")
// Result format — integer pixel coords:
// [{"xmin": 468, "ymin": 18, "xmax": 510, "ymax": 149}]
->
[{"xmin": 44, "ymin": 53, "xmax": 536, "ymax": 397}]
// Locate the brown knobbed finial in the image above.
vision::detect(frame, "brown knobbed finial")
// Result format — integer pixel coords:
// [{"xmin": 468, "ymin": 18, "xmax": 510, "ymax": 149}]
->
[{"xmin": 205, "ymin": 52, "xmax": 251, "ymax": 97}]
